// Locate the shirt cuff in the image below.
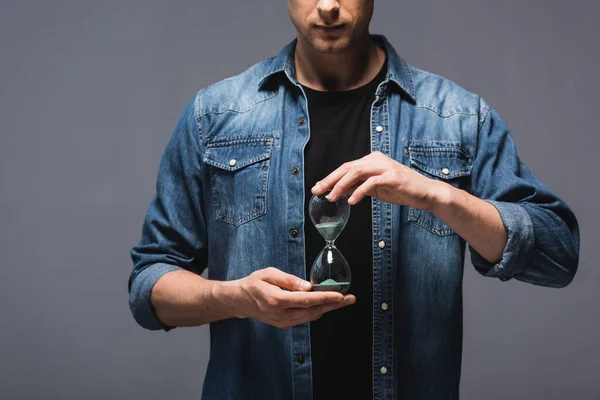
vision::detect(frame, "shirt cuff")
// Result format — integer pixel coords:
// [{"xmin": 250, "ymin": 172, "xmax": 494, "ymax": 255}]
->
[
  {"xmin": 469, "ymin": 200, "xmax": 535, "ymax": 281},
  {"xmin": 129, "ymin": 262, "xmax": 184, "ymax": 331}
]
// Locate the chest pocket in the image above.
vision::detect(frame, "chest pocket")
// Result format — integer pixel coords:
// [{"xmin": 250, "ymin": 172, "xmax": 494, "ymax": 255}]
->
[
  {"xmin": 406, "ymin": 140, "xmax": 473, "ymax": 237},
  {"xmin": 203, "ymin": 135, "xmax": 274, "ymax": 227}
]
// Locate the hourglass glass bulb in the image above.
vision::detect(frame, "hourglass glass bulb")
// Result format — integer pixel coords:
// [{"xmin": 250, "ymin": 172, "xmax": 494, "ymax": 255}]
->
[
  {"xmin": 310, "ymin": 245, "xmax": 351, "ymax": 294},
  {"xmin": 309, "ymin": 191, "xmax": 350, "ymax": 242}
]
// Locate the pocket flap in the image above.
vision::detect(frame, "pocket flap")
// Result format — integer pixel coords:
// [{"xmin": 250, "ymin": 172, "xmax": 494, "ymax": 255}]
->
[
  {"xmin": 407, "ymin": 141, "xmax": 473, "ymax": 180},
  {"xmin": 204, "ymin": 138, "xmax": 273, "ymax": 172}
]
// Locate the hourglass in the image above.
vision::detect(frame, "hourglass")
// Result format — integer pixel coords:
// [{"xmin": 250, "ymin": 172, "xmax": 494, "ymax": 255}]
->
[{"xmin": 308, "ymin": 191, "xmax": 351, "ymax": 294}]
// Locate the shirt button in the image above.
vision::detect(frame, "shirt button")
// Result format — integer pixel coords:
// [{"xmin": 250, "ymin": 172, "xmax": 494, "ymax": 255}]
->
[
  {"xmin": 299, "ymin": 118, "xmax": 306, "ymax": 126},
  {"xmin": 292, "ymin": 167, "xmax": 299, "ymax": 175},
  {"xmin": 442, "ymin": 168, "xmax": 450, "ymax": 175},
  {"xmin": 229, "ymin": 159, "xmax": 237, "ymax": 167},
  {"xmin": 381, "ymin": 303, "xmax": 389, "ymax": 311},
  {"xmin": 290, "ymin": 229, "xmax": 299, "ymax": 238},
  {"xmin": 375, "ymin": 125, "xmax": 384, "ymax": 133},
  {"xmin": 378, "ymin": 240, "xmax": 386, "ymax": 249},
  {"xmin": 297, "ymin": 354, "xmax": 305, "ymax": 364},
  {"xmin": 380, "ymin": 366, "xmax": 388, "ymax": 375}
]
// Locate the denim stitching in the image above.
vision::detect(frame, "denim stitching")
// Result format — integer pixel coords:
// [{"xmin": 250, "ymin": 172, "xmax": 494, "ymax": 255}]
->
[
  {"xmin": 207, "ymin": 141, "xmax": 272, "ymax": 227},
  {"xmin": 198, "ymin": 91, "xmax": 278, "ymax": 121},
  {"xmin": 382, "ymin": 96, "xmax": 394, "ymax": 400},
  {"xmin": 408, "ymin": 207, "xmax": 455, "ymax": 236},
  {"xmin": 414, "ymin": 104, "xmax": 478, "ymax": 118}
]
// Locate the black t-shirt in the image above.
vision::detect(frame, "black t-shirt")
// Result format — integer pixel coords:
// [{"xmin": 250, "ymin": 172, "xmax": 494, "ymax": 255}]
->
[{"xmin": 302, "ymin": 57, "xmax": 387, "ymax": 400}]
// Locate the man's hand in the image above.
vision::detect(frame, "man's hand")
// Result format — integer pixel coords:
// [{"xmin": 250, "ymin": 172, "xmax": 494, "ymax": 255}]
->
[
  {"xmin": 311, "ymin": 151, "xmax": 450, "ymax": 210},
  {"xmin": 310, "ymin": 151, "xmax": 508, "ymax": 265},
  {"xmin": 221, "ymin": 267, "xmax": 356, "ymax": 329}
]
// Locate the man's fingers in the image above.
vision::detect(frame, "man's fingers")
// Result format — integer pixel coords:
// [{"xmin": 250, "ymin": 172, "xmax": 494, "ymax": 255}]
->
[
  {"xmin": 276, "ymin": 290, "xmax": 345, "ymax": 309},
  {"xmin": 348, "ymin": 176, "xmax": 382, "ymax": 205},
  {"xmin": 311, "ymin": 164, "xmax": 349, "ymax": 196},
  {"xmin": 312, "ymin": 294, "xmax": 355, "ymax": 313},
  {"xmin": 257, "ymin": 268, "xmax": 354, "ymax": 311},
  {"xmin": 285, "ymin": 295, "xmax": 356, "ymax": 321},
  {"xmin": 312, "ymin": 152, "xmax": 393, "ymax": 196},
  {"xmin": 313, "ymin": 159, "xmax": 383, "ymax": 201},
  {"xmin": 259, "ymin": 267, "xmax": 312, "ymax": 291},
  {"xmin": 327, "ymin": 167, "xmax": 369, "ymax": 202}
]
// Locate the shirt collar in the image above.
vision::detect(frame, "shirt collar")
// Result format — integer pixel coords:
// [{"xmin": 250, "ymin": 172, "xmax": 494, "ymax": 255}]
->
[{"xmin": 257, "ymin": 34, "xmax": 416, "ymax": 103}]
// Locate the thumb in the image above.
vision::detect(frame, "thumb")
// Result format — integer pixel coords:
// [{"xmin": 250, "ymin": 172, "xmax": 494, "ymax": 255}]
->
[{"xmin": 260, "ymin": 267, "xmax": 312, "ymax": 291}]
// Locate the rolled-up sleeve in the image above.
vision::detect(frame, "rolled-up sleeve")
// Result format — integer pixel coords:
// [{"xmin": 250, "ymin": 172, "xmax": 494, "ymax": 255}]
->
[
  {"xmin": 468, "ymin": 101, "xmax": 580, "ymax": 287},
  {"xmin": 129, "ymin": 263, "xmax": 184, "ymax": 331},
  {"xmin": 128, "ymin": 94, "xmax": 208, "ymax": 330}
]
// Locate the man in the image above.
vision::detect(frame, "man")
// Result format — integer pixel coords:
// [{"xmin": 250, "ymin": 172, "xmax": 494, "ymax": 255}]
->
[{"xmin": 128, "ymin": 1, "xmax": 580, "ymax": 399}]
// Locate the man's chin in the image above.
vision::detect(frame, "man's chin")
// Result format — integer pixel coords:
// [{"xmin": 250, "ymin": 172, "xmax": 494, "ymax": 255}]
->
[{"xmin": 308, "ymin": 37, "xmax": 352, "ymax": 54}]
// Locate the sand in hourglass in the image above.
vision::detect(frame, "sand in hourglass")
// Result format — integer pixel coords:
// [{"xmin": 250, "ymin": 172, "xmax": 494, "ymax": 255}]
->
[
  {"xmin": 314, "ymin": 221, "xmax": 345, "ymax": 241},
  {"xmin": 312, "ymin": 278, "xmax": 350, "ymax": 292}
]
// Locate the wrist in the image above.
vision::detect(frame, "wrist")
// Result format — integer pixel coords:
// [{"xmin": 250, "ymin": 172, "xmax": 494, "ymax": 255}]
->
[
  {"xmin": 211, "ymin": 280, "xmax": 246, "ymax": 319},
  {"xmin": 428, "ymin": 180, "xmax": 457, "ymax": 214}
]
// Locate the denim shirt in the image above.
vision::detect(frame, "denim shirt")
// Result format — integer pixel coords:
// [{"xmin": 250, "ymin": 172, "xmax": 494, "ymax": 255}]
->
[{"xmin": 128, "ymin": 35, "xmax": 579, "ymax": 400}]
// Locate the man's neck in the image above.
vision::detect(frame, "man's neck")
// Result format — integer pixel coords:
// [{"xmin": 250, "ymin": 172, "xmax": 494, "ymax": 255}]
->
[{"xmin": 294, "ymin": 34, "xmax": 386, "ymax": 92}]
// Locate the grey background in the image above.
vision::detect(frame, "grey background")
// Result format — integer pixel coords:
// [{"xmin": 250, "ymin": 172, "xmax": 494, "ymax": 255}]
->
[{"xmin": 0, "ymin": 0, "xmax": 597, "ymax": 399}]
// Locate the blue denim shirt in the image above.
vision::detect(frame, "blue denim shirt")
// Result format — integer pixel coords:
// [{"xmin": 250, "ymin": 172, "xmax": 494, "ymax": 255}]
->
[{"xmin": 129, "ymin": 35, "xmax": 579, "ymax": 399}]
